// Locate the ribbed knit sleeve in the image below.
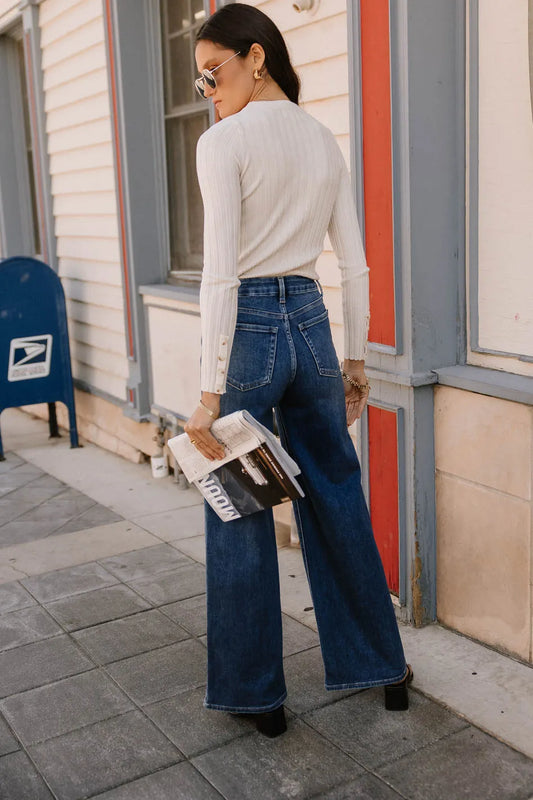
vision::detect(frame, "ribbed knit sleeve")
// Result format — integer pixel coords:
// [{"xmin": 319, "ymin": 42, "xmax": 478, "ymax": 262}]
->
[
  {"xmin": 196, "ymin": 121, "xmax": 243, "ymax": 394},
  {"xmin": 327, "ymin": 148, "xmax": 370, "ymax": 361}
]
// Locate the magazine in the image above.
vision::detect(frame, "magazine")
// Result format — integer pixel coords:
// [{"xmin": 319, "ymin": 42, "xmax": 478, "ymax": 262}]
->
[{"xmin": 167, "ymin": 410, "xmax": 305, "ymax": 521}]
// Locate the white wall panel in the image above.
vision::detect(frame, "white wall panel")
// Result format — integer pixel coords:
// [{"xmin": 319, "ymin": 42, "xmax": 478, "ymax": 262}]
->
[
  {"xmin": 146, "ymin": 304, "xmax": 202, "ymax": 417},
  {"xmin": 472, "ymin": 0, "xmax": 533, "ymax": 366}
]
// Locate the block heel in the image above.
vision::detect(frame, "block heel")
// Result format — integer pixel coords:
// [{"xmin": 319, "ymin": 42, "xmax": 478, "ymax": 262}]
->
[
  {"xmin": 230, "ymin": 704, "xmax": 287, "ymax": 737},
  {"xmin": 384, "ymin": 663, "xmax": 413, "ymax": 710},
  {"xmin": 254, "ymin": 705, "xmax": 287, "ymax": 737}
]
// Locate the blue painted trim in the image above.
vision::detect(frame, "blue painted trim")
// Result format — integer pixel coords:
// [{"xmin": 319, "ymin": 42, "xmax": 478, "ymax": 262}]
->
[
  {"xmin": 347, "ymin": 1, "xmax": 365, "ymax": 236},
  {"xmin": 102, "ymin": 0, "xmax": 172, "ymax": 417},
  {"xmin": 21, "ymin": 2, "xmax": 56, "ymax": 271},
  {"xmin": 0, "ymin": 15, "xmax": 53, "ymax": 263},
  {"xmin": 468, "ymin": 0, "xmax": 480, "ymax": 357},
  {"xmin": 365, "ymin": 367, "xmax": 437, "ymax": 387},
  {"xmin": 412, "ymin": 384, "xmax": 436, "ymax": 624},
  {"xmin": 432, "ymin": 364, "xmax": 533, "ymax": 406},
  {"xmin": 139, "ymin": 282, "xmax": 200, "ymax": 304}
]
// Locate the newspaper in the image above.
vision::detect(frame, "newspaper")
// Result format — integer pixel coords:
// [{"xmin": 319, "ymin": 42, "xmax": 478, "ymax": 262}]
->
[
  {"xmin": 168, "ymin": 410, "xmax": 299, "ymax": 483},
  {"xmin": 167, "ymin": 411, "xmax": 304, "ymax": 521}
]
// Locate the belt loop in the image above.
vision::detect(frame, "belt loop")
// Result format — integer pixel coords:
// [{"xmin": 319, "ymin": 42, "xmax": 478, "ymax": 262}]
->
[
  {"xmin": 278, "ymin": 276, "xmax": 286, "ymax": 303},
  {"xmin": 315, "ymin": 278, "xmax": 323, "ymax": 297}
]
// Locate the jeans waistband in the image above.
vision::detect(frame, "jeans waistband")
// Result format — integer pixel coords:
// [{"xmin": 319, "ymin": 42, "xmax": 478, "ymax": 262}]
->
[{"xmin": 238, "ymin": 276, "xmax": 322, "ymax": 297}]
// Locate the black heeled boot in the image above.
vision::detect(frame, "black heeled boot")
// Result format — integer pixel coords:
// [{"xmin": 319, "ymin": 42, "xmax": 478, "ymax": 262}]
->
[
  {"xmin": 254, "ymin": 705, "xmax": 287, "ymax": 737},
  {"xmin": 230, "ymin": 705, "xmax": 287, "ymax": 737},
  {"xmin": 384, "ymin": 663, "xmax": 414, "ymax": 710}
]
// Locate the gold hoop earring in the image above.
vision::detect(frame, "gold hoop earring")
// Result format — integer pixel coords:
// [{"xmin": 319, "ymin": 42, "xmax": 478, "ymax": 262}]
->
[{"xmin": 253, "ymin": 68, "xmax": 263, "ymax": 80}]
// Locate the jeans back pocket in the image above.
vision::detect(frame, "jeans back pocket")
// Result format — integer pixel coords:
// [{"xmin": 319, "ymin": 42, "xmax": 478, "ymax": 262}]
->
[
  {"xmin": 298, "ymin": 309, "xmax": 340, "ymax": 377},
  {"xmin": 227, "ymin": 322, "xmax": 278, "ymax": 391}
]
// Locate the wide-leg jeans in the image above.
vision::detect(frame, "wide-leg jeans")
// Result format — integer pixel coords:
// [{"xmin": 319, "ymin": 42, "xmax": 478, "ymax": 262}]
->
[{"xmin": 203, "ymin": 276, "xmax": 408, "ymax": 713}]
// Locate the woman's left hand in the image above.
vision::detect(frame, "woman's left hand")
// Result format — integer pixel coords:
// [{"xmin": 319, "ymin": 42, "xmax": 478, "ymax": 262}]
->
[
  {"xmin": 343, "ymin": 360, "xmax": 370, "ymax": 426},
  {"xmin": 184, "ymin": 394, "xmax": 225, "ymax": 461}
]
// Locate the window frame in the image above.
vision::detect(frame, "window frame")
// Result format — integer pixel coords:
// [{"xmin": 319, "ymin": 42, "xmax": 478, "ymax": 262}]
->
[
  {"xmin": 0, "ymin": 1, "xmax": 54, "ymax": 267},
  {"xmin": 159, "ymin": 0, "xmax": 213, "ymax": 284},
  {"xmin": 466, "ymin": 0, "xmax": 533, "ymax": 368},
  {"xmin": 102, "ymin": 0, "xmax": 217, "ymax": 418}
]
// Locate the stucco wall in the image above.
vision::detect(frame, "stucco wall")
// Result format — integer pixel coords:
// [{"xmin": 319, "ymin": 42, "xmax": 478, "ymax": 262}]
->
[{"xmin": 435, "ymin": 385, "xmax": 532, "ymax": 663}]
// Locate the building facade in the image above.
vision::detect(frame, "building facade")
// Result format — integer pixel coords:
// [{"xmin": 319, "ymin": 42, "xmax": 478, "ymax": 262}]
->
[{"xmin": 0, "ymin": 0, "xmax": 532, "ymax": 664}]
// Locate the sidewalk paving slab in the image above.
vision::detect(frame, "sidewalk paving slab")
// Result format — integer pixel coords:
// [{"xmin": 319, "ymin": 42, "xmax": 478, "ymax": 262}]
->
[{"xmin": 0, "ymin": 407, "xmax": 532, "ymax": 799}]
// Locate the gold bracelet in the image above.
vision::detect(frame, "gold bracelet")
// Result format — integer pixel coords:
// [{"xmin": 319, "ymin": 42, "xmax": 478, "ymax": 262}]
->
[
  {"xmin": 341, "ymin": 370, "xmax": 371, "ymax": 393},
  {"xmin": 198, "ymin": 400, "xmax": 219, "ymax": 419}
]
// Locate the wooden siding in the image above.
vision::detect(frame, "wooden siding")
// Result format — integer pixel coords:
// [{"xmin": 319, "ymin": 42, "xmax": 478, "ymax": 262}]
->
[{"xmin": 38, "ymin": 0, "xmax": 128, "ymax": 400}]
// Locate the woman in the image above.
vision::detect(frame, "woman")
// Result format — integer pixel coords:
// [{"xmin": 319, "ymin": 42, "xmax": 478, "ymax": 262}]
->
[{"xmin": 185, "ymin": 3, "xmax": 413, "ymax": 738}]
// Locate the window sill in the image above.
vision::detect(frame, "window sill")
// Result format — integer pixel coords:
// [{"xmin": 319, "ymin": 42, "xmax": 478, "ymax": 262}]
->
[
  {"xmin": 139, "ymin": 282, "xmax": 200, "ymax": 304},
  {"xmin": 432, "ymin": 364, "xmax": 533, "ymax": 406}
]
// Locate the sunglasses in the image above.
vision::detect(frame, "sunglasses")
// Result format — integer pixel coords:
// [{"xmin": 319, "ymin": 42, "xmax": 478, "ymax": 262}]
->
[{"xmin": 194, "ymin": 51, "xmax": 242, "ymax": 98}]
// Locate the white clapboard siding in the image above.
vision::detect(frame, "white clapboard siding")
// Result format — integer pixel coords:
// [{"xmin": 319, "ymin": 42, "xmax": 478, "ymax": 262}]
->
[
  {"xmin": 60, "ymin": 278, "xmax": 124, "ymax": 310},
  {"xmin": 48, "ymin": 119, "xmax": 113, "ymax": 155},
  {"xmin": 70, "ymin": 340, "xmax": 129, "ymax": 378},
  {"xmin": 46, "ymin": 93, "xmax": 111, "ymax": 133},
  {"xmin": 74, "ymin": 362, "xmax": 128, "ymax": 401},
  {"xmin": 68, "ymin": 319, "xmax": 127, "ymax": 357},
  {"xmin": 52, "ymin": 166, "xmax": 116, "ymax": 194},
  {"xmin": 55, "ymin": 215, "xmax": 118, "ymax": 239},
  {"xmin": 77, "ymin": 368, "xmax": 127, "ymax": 400},
  {"xmin": 39, "ymin": 0, "xmax": 127, "ymax": 400},
  {"xmin": 39, "ymin": 0, "xmax": 102, "ymax": 46},
  {"xmin": 46, "ymin": 68, "xmax": 109, "ymax": 114},
  {"xmin": 50, "ymin": 142, "xmax": 113, "ymax": 174},
  {"xmin": 255, "ymin": 0, "xmax": 346, "ymax": 33},
  {"xmin": 299, "ymin": 54, "xmax": 349, "ymax": 103},
  {"xmin": 59, "ymin": 258, "xmax": 122, "ymax": 288},
  {"xmin": 57, "ymin": 236, "xmax": 120, "ymax": 265},
  {"xmin": 39, "ymin": 0, "xmax": 92, "ymax": 25},
  {"xmin": 41, "ymin": 17, "xmax": 105, "ymax": 70},
  {"xmin": 44, "ymin": 43, "xmax": 107, "ymax": 91},
  {"xmin": 0, "ymin": 2, "xmax": 19, "ymax": 26},
  {"xmin": 54, "ymin": 192, "xmax": 117, "ymax": 216},
  {"xmin": 66, "ymin": 298, "xmax": 125, "ymax": 334},
  {"xmin": 58, "ymin": 257, "xmax": 122, "ymax": 287},
  {"xmin": 284, "ymin": 15, "xmax": 348, "ymax": 67}
]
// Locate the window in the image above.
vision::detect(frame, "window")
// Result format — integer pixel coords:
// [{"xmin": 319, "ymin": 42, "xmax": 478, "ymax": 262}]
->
[
  {"xmin": 16, "ymin": 33, "xmax": 41, "ymax": 257},
  {"xmin": 467, "ymin": 1, "xmax": 533, "ymax": 372},
  {"xmin": 0, "ymin": 23, "xmax": 42, "ymax": 259},
  {"xmin": 160, "ymin": 0, "xmax": 209, "ymax": 280}
]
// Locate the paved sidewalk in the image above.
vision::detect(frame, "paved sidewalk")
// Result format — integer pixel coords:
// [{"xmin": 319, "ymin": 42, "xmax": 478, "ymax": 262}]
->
[{"xmin": 0, "ymin": 407, "xmax": 532, "ymax": 800}]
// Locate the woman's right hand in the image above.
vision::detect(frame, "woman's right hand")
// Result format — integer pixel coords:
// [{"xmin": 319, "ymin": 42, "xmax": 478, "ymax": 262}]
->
[{"xmin": 343, "ymin": 359, "xmax": 370, "ymax": 426}]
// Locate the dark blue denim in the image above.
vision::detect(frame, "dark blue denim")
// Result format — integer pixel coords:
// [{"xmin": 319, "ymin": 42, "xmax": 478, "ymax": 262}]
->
[{"xmin": 203, "ymin": 276, "xmax": 408, "ymax": 713}]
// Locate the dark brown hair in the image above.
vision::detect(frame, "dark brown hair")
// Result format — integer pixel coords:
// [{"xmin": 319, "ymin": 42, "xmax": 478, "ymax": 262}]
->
[{"xmin": 196, "ymin": 3, "xmax": 300, "ymax": 105}]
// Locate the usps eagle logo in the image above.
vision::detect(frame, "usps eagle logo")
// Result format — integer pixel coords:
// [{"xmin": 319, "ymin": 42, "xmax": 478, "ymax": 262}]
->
[{"xmin": 7, "ymin": 335, "xmax": 53, "ymax": 381}]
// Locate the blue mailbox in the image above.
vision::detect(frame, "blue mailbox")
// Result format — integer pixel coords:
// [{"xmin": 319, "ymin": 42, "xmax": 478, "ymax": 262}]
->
[{"xmin": 0, "ymin": 256, "xmax": 79, "ymax": 459}]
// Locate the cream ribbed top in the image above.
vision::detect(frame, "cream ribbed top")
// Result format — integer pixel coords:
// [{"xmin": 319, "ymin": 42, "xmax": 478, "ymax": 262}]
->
[{"xmin": 196, "ymin": 99, "xmax": 370, "ymax": 394}]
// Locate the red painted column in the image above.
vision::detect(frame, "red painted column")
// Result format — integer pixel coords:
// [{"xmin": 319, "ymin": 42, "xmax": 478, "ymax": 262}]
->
[
  {"xmin": 367, "ymin": 406, "xmax": 400, "ymax": 595},
  {"xmin": 360, "ymin": 0, "xmax": 395, "ymax": 349},
  {"xmin": 360, "ymin": 0, "xmax": 399, "ymax": 593}
]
